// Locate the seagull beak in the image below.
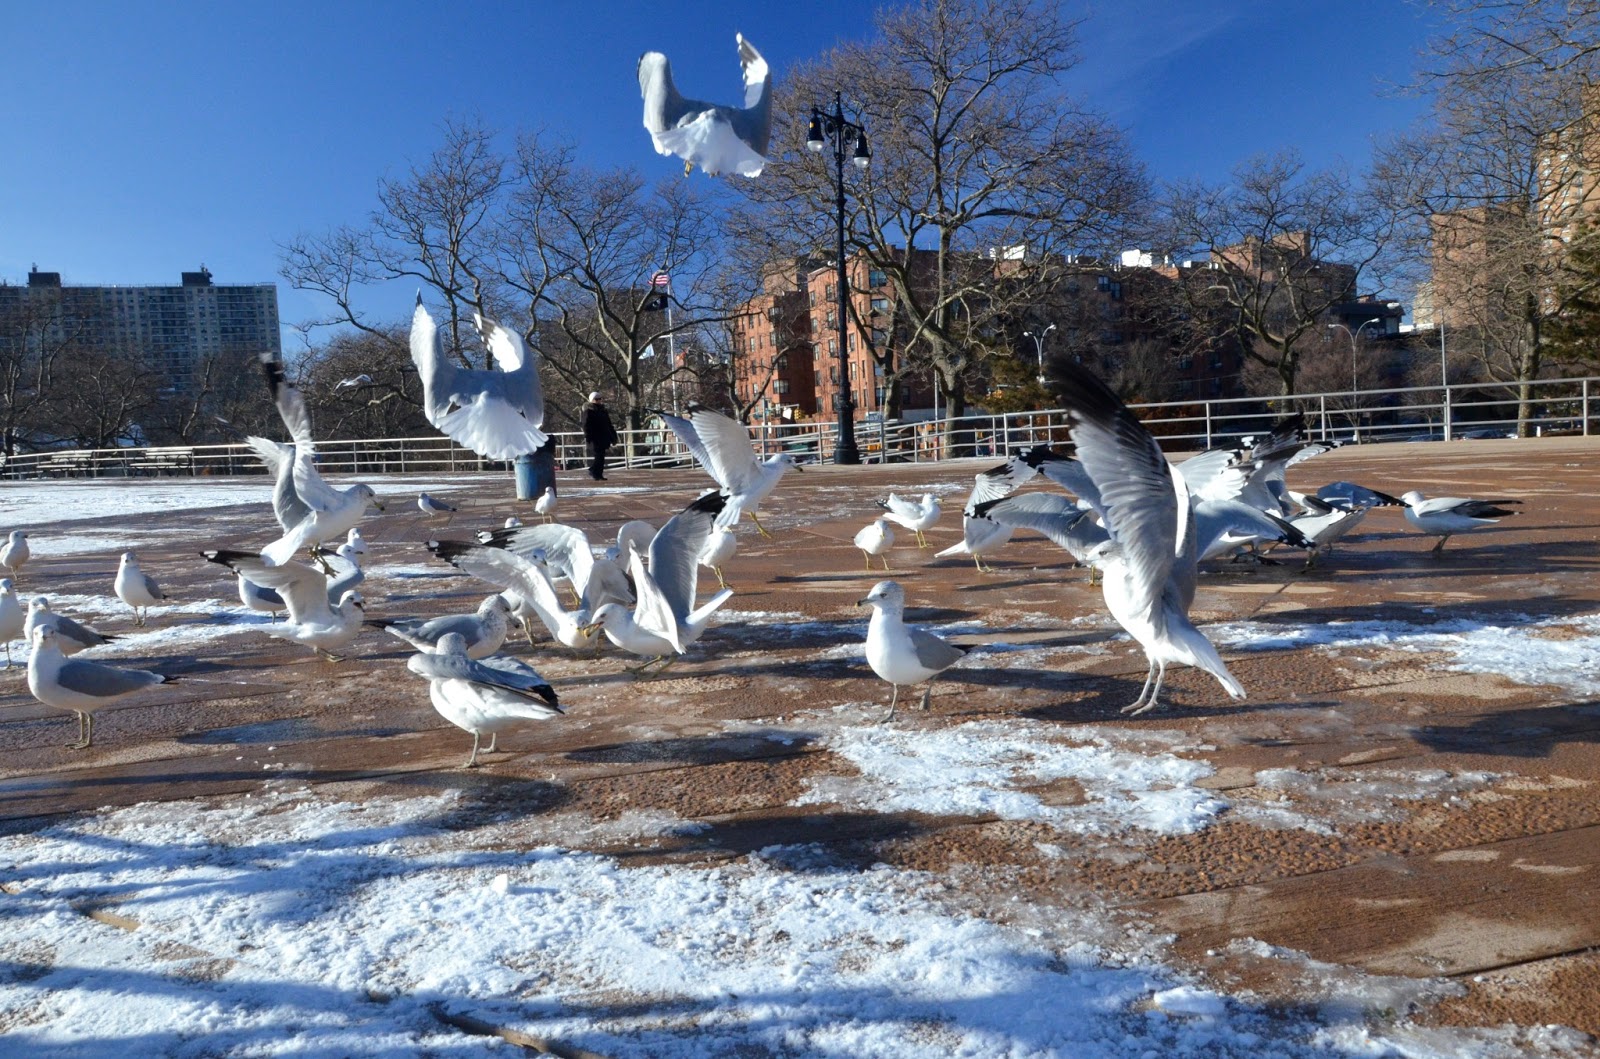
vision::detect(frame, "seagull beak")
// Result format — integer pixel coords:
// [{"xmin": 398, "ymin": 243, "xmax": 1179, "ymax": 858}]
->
[
  {"xmin": 856, "ymin": 597, "xmax": 871, "ymax": 607},
  {"xmin": 577, "ymin": 622, "xmax": 601, "ymax": 636},
  {"xmin": 372, "ymin": 499, "xmax": 387, "ymax": 512}
]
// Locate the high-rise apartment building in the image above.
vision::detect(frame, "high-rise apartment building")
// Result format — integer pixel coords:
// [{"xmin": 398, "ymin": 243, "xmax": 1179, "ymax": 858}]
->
[{"xmin": 0, "ymin": 266, "xmax": 281, "ymax": 387}]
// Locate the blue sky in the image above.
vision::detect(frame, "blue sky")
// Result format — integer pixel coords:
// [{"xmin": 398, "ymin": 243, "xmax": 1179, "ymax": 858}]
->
[{"xmin": 2, "ymin": 0, "xmax": 1437, "ymax": 345}]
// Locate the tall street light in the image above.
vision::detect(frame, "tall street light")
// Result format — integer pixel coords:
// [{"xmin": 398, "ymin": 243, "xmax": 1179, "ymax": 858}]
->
[
  {"xmin": 1328, "ymin": 317, "xmax": 1381, "ymax": 439},
  {"xmin": 1022, "ymin": 323, "xmax": 1056, "ymax": 385},
  {"xmin": 807, "ymin": 92, "xmax": 870, "ymax": 465}
]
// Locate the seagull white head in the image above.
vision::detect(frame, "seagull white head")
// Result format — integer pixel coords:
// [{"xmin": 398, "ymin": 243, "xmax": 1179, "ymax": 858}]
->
[
  {"xmin": 28, "ymin": 597, "xmax": 50, "ymax": 614},
  {"xmin": 579, "ymin": 602, "xmax": 627, "ymax": 636},
  {"xmin": 119, "ymin": 551, "xmax": 137, "ymax": 565},
  {"xmin": 31, "ymin": 624, "xmax": 57, "ymax": 650},
  {"xmin": 354, "ymin": 484, "xmax": 386, "ymax": 512},
  {"xmin": 857, "ymin": 580, "xmax": 905, "ymax": 609},
  {"xmin": 1399, "ymin": 490, "xmax": 1425, "ymax": 507}
]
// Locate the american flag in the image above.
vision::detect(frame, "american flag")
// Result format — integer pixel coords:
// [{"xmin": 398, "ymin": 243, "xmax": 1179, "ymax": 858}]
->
[{"xmin": 651, "ymin": 270, "xmax": 671, "ymax": 290}]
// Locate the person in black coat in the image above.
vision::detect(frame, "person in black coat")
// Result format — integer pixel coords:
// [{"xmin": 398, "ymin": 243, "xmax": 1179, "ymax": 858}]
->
[{"xmin": 580, "ymin": 391, "xmax": 619, "ymax": 480}]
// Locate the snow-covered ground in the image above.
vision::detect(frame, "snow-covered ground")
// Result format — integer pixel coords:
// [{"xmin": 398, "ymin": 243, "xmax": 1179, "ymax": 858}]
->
[
  {"xmin": 2, "ymin": 785, "xmax": 1586, "ymax": 1059},
  {"xmin": 0, "ymin": 479, "xmax": 1595, "ymax": 1056}
]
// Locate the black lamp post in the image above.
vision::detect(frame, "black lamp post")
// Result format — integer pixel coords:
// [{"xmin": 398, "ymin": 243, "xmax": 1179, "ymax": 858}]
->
[{"xmin": 807, "ymin": 92, "xmax": 870, "ymax": 465}]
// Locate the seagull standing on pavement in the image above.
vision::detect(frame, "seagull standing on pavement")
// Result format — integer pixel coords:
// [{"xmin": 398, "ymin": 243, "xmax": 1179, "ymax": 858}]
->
[
  {"xmin": 0, "ymin": 579, "xmax": 24, "ymax": 667},
  {"xmin": 534, "ymin": 486, "xmax": 558, "ymax": 523},
  {"xmin": 1, "ymin": 531, "xmax": 30, "ymax": 582},
  {"xmin": 1400, "ymin": 491, "xmax": 1521, "ymax": 552},
  {"xmin": 418, "ymin": 492, "xmax": 458, "ymax": 517},
  {"xmin": 28, "ymin": 626, "xmax": 174, "ymax": 749},
  {"xmin": 877, "ymin": 493, "xmax": 941, "ymax": 548},
  {"xmin": 24, "ymin": 598, "xmax": 115, "ymax": 655},
  {"xmin": 1050, "ymin": 359, "xmax": 1245, "ymax": 716},
  {"xmin": 406, "ymin": 632, "xmax": 562, "ymax": 768},
  {"xmin": 853, "ymin": 518, "xmax": 895, "ymax": 572},
  {"xmin": 639, "ymin": 33, "xmax": 773, "ymax": 178},
  {"xmin": 858, "ymin": 580, "xmax": 967, "ymax": 723},
  {"xmin": 114, "ymin": 551, "xmax": 167, "ymax": 626}
]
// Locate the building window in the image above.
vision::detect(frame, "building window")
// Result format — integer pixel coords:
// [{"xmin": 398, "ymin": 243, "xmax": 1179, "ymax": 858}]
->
[
  {"xmin": 1178, "ymin": 354, "xmax": 1193, "ymax": 370},
  {"xmin": 875, "ymin": 386, "xmax": 886, "ymax": 404},
  {"xmin": 775, "ymin": 379, "xmax": 790, "ymax": 395},
  {"xmin": 828, "ymin": 339, "xmax": 837, "ymax": 354},
  {"xmin": 848, "ymin": 333, "xmax": 855, "ymax": 351},
  {"xmin": 825, "ymin": 310, "xmax": 837, "ymax": 328},
  {"xmin": 869, "ymin": 269, "xmax": 886, "ymax": 288},
  {"xmin": 776, "ymin": 353, "xmax": 788, "ymax": 369},
  {"xmin": 1096, "ymin": 275, "xmax": 1110, "ymax": 292}
]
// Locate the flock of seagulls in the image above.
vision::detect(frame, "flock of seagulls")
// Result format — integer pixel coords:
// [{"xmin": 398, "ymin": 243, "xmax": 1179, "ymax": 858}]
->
[{"xmin": 1, "ymin": 339, "xmax": 1526, "ymax": 760}]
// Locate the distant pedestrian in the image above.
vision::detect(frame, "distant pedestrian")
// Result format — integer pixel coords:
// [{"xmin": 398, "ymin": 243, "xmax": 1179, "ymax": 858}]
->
[{"xmin": 581, "ymin": 391, "xmax": 619, "ymax": 481}]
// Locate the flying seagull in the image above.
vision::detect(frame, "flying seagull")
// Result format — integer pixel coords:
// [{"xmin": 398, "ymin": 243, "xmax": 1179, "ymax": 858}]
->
[
  {"xmin": 409, "ymin": 300, "xmax": 548, "ymax": 462},
  {"xmin": 202, "ymin": 550, "xmax": 366, "ymax": 661},
  {"xmin": 658, "ymin": 406, "xmax": 801, "ymax": 536},
  {"xmin": 639, "ymin": 33, "xmax": 773, "ymax": 178}
]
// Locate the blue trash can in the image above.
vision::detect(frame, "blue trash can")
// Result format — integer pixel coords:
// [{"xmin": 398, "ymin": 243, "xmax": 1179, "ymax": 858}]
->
[{"xmin": 514, "ymin": 442, "xmax": 557, "ymax": 501}]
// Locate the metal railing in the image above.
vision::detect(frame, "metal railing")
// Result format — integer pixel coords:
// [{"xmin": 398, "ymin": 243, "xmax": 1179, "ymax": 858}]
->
[{"xmin": 1, "ymin": 375, "xmax": 1594, "ymax": 481}]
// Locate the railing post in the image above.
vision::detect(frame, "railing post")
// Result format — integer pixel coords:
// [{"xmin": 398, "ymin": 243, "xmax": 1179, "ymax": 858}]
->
[
  {"xmin": 1443, "ymin": 384, "xmax": 1453, "ymax": 442},
  {"xmin": 1585, "ymin": 379, "xmax": 1591, "ymax": 437},
  {"xmin": 1203, "ymin": 401, "xmax": 1213, "ymax": 450}
]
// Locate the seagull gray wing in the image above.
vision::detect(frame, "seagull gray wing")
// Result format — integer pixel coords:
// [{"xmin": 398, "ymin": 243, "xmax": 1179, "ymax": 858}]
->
[
  {"xmin": 54, "ymin": 614, "xmax": 111, "ymax": 646},
  {"xmin": 427, "ymin": 539, "xmax": 572, "ymax": 638},
  {"xmin": 406, "ymin": 306, "xmax": 547, "ymax": 461},
  {"xmin": 473, "ymin": 655, "xmax": 560, "ymax": 705},
  {"xmin": 628, "ymin": 543, "xmax": 683, "ymax": 650},
  {"xmin": 581, "ymin": 556, "xmax": 635, "ymax": 612},
  {"xmin": 910, "ymin": 628, "xmax": 966, "ymax": 673},
  {"xmin": 245, "ymin": 436, "xmax": 310, "ymax": 531},
  {"xmin": 484, "ymin": 524, "xmax": 592, "ymax": 590},
  {"xmin": 1317, "ymin": 481, "xmax": 1406, "ymax": 508},
  {"xmin": 54, "ymin": 658, "xmax": 165, "ymax": 699},
  {"xmin": 658, "ymin": 412, "xmax": 722, "ymax": 488},
  {"xmin": 1054, "ymin": 361, "xmax": 1178, "ymax": 620},
  {"xmin": 474, "ymin": 310, "xmax": 545, "ymax": 428},
  {"xmin": 648, "ymin": 492, "xmax": 726, "ymax": 628},
  {"xmin": 686, "ymin": 408, "xmax": 763, "ymax": 496},
  {"xmin": 141, "ymin": 572, "xmax": 165, "ymax": 600},
  {"xmin": 203, "ymin": 550, "xmax": 334, "ymax": 625},
  {"xmin": 1035, "ymin": 458, "xmax": 1108, "ymax": 520},
  {"xmin": 972, "ymin": 493, "xmax": 1101, "ymax": 557}
]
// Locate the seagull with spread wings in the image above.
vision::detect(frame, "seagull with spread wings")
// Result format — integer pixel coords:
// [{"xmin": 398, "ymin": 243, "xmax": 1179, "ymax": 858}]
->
[
  {"xmin": 202, "ymin": 550, "xmax": 366, "ymax": 661},
  {"xmin": 658, "ymin": 406, "xmax": 800, "ymax": 536},
  {"xmin": 250, "ymin": 354, "xmax": 384, "ymax": 567},
  {"xmin": 580, "ymin": 492, "xmax": 733, "ymax": 672},
  {"xmin": 409, "ymin": 300, "xmax": 547, "ymax": 462},
  {"xmin": 639, "ymin": 33, "xmax": 773, "ymax": 178},
  {"xmin": 1051, "ymin": 360, "xmax": 1245, "ymax": 716}
]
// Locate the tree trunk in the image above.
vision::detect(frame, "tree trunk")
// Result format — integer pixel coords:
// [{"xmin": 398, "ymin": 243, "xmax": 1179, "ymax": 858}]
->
[{"xmin": 942, "ymin": 374, "xmax": 975, "ymax": 458}]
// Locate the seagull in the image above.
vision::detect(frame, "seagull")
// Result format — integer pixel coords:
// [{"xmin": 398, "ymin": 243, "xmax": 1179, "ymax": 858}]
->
[
  {"xmin": 877, "ymin": 493, "xmax": 941, "ymax": 548},
  {"xmin": 858, "ymin": 580, "xmax": 967, "ymax": 723},
  {"xmin": 1052, "ymin": 360, "xmax": 1245, "ymax": 716},
  {"xmin": 607, "ymin": 520, "xmax": 657, "ymax": 561},
  {"xmin": 234, "ymin": 571, "xmax": 285, "ymax": 621},
  {"xmin": 1400, "ymin": 491, "xmax": 1522, "ymax": 552},
  {"xmin": 853, "ymin": 517, "xmax": 895, "ymax": 572},
  {"xmin": 534, "ymin": 486, "xmax": 557, "ymax": 523},
  {"xmin": 698, "ymin": 523, "xmax": 737, "ymax": 589},
  {"xmin": 658, "ymin": 406, "xmax": 800, "ymax": 536},
  {"xmin": 24, "ymin": 598, "xmax": 115, "ymax": 655},
  {"xmin": 370, "ymin": 594, "xmax": 513, "ymax": 659},
  {"xmin": 935, "ymin": 446, "xmax": 1062, "ymax": 571},
  {"xmin": 345, "ymin": 527, "xmax": 369, "ymax": 556},
  {"xmin": 324, "ymin": 542, "xmax": 366, "ymax": 602},
  {"xmin": 481, "ymin": 523, "xmax": 597, "ymax": 604},
  {"xmin": 1316, "ymin": 481, "xmax": 1407, "ymax": 508},
  {"xmin": 334, "ymin": 373, "xmax": 373, "ymax": 390},
  {"xmin": 579, "ymin": 492, "xmax": 732, "ymax": 672},
  {"xmin": 418, "ymin": 492, "xmax": 458, "ymax": 517},
  {"xmin": 28, "ymin": 626, "xmax": 174, "ymax": 749},
  {"xmin": 114, "ymin": 551, "xmax": 167, "ymax": 626},
  {"xmin": 251, "ymin": 353, "xmax": 385, "ymax": 566},
  {"xmin": 202, "ymin": 550, "xmax": 366, "ymax": 661},
  {"xmin": 409, "ymin": 300, "xmax": 547, "ymax": 462},
  {"xmin": 426, "ymin": 539, "xmax": 604, "ymax": 651},
  {"xmin": 1, "ymin": 531, "xmax": 30, "ymax": 581},
  {"xmin": 971, "ymin": 493, "xmax": 1109, "ymax": 574},
  {"xmin": 0, "ymin": 579, "xmax": 25, "ymax": 667},
  {"xmin": 639, "ymin": 33, "xmax": 773, "ymax": 178},
  {"xmin": 406, "ymin": 632, "xmax": 562, "ymax": 768},
  {"xmin": 504, "ymin": 516, "xmax": 524, "ymax": 529}
]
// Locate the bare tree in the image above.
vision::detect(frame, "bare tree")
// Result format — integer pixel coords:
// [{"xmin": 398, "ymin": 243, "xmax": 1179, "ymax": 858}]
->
[
  {"xmin": 0, "ymin": 293, "xmax": 79, "ymax": 454},
  {"xmin": 1151, "ymin": 151, "xmax": 1393, "ymax": 396},
  {"xmin": 1371, "ymin": 1, "xmax": 1600, "ymax": 433},
  {"xmin": 734, "ymin": 0, "xmax": 1145, "ymax": 452},
  {"xmin": 505, "ymin": 135, "xmax": 743, "ymax": 444}
]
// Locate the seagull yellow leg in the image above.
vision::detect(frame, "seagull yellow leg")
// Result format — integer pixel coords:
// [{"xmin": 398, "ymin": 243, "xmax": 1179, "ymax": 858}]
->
[
  {"xmin": 714, "ymin": 566, "xmax": 728, "ymax": 589},
  {"xmin": 749, "ymin": 511, "xmax": 773, "ymax": 539},
  {"xmin": 485, "ymin": 733, "xmax": 498, "ymax": 753},
  {"xmin": 864, "ymin": 553, "xmax": 871, "ymax": 572},
  {"xmin": 880, "ymin": 554, "xmax": 891, "ymax": 571},
  {"xmin": 878, "ymin": 684, "xmax": 901, "ymax": 724},
  {"xmin": 463, "ymin": 732, "xmax": 482, "ymax": 769}
]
